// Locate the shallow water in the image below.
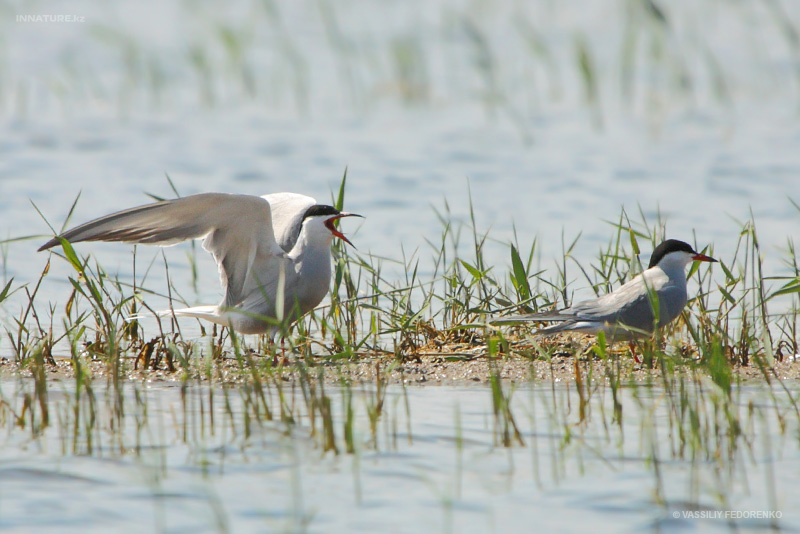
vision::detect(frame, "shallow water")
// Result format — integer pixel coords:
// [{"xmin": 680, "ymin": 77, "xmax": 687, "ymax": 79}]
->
[
  {"xmin": 1, "ymin": 3, "xmax": 799, "ymax": 530},
  {"xmin": 0, "ymin": 379, "xmax": 797, "ymax": 533}
]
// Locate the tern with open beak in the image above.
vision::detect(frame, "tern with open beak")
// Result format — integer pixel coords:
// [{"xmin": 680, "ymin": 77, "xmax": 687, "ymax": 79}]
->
[
  {"xmin": 39, "ymin": 192, "xmax": 363, "ymax": 335},
  {"xmin": 493, "ymin": 239, "xmax": 717, "ymax": 340}
]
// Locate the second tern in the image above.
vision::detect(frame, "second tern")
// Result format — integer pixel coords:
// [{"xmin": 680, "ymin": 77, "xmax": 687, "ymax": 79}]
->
[{"xmin": 493, "ymin": 239, "xmax": 717, "ymax": 340}]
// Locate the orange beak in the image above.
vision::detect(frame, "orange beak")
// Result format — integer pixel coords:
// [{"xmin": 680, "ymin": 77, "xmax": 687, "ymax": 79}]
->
[
  {"xmin": 692, "ymin": 253, "xmax": 717, "ymax": 263},
  {"xmin": 324, "ymin": 212, "xmax": 363, "ymax": 248}
]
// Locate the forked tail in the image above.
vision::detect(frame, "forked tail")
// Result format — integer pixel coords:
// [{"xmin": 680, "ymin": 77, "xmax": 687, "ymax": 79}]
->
[{"xmin": 131, "ymin": 305, "xmax": 231, "ymax": 328}]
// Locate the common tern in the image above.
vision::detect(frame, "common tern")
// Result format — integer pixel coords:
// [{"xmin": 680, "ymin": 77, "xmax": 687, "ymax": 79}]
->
[
  {"xmin": 39, "ymin": 192, "xmax": 362, "ymax": 334},
  {"xmin": 493, "ymin": 239, "xmax": 717, "ymax": 340}
]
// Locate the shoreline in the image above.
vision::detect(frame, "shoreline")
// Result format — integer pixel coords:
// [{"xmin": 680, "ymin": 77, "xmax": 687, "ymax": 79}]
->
[{"xmin": 4, "ymin": 333, "xmax": 799, "ymax": 386}]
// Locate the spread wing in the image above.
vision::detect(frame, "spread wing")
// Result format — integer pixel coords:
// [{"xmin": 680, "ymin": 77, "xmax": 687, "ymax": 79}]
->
[
  {"xmin": 262, "ymin": 193, "xmax": 317, "ymax": 252},
  {"xmin": 39, "ymin": 193, "xmax": 287, "ymax": 308}
]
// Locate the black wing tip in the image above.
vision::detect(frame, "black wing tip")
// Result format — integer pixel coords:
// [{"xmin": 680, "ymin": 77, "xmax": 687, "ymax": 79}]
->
[
  {"xmin": 38, "ymin": 238, "xmax": 60, "ymax": 252},
  {"xmin": 490, "ymin": 312, "xmax": 568, "ymax": 325},
  {"xmin": 489, "ymin": 317, "xmax": 520, "ymax": 325}
]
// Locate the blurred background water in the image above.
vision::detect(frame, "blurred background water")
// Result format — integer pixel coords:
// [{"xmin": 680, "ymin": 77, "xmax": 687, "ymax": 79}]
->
[
  {"xmin": 1, "ymin": 0, "xmax": 799, "ymax": 322},
  {"xmin": 1, "ymin": 2, "xmax": 800, "ymax": 532}
]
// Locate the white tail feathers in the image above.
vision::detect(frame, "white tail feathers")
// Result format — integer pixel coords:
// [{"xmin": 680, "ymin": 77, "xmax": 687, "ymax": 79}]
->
[
  {"xmin": 127, "ymin": 305, "xmax": 274, "ymax": 334},
  {"xmin": 165, "ymin": 305, "xmax": 228, "ymax": 324},
  {"xmin": 129, "ymin": 305, "xmax": 231, "ymax": 328}
]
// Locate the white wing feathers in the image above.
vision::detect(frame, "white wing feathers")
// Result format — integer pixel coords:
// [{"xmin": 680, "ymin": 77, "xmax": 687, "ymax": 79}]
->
[{"xmin": 39, "ymin": 193, "xmax": 287, "ymax": 310}]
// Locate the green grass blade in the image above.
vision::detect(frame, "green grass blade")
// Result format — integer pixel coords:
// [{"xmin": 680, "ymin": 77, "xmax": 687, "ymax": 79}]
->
[
  {"xmin": 510, "ymin": 244, "xmax": 531, "ymax": 302},
  {"xmin": 334, "ymin": 167, "xmax": 348, "ymax": 211}
]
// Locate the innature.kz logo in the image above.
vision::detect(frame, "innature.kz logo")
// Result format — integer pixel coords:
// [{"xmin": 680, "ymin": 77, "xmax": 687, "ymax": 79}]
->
[{"xmin": 16, "ymin": 14, "xmax": 86, "ymax": 23}]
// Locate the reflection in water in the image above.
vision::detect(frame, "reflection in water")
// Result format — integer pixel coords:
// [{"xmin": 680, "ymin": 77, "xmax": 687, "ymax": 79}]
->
[{"xmin": 0, "ymin": 379, "xmax": 797, "ymax": 533}]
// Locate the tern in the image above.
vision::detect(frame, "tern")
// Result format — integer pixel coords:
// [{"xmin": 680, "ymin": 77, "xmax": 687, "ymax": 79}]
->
[
  {"xmin": 493, "ymin": 239, "xmax": 717, "ymax": 340},
  {"xmin": 39, "ymin": 192, "xmax": 362, "ymax": 335}
]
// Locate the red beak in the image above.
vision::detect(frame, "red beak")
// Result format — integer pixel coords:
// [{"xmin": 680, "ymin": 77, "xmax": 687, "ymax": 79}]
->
[
  {"xmin": 692, "ymin": 253, "xmax": 717, "ymax": 263},
  {"xmin": 324, "ymin": 212, "xmax": 362, "ymax": 248}
]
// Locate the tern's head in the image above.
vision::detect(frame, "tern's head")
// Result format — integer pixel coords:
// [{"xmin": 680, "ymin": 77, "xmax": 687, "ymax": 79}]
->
[
  {"xmin": 301, "ymin": 205, "xmax": 363, "ymax": 247},
  {"xmin": 648, "ymin": 239, "xmax": 717, "ymax": 270}
]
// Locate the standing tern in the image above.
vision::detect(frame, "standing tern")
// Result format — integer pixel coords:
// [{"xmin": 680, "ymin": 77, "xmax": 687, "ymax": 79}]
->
[
  {"xmin": 39, "ymin": 192, "xmax": 362, "ymax": 334},
  {"xmin": 493, "ymin": 239, "xmax": 717, "ymax": 340}
]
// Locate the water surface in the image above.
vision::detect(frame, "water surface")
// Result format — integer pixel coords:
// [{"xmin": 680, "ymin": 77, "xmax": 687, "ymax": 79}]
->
[{"xmin": 0, "ymin": 379, "xmax": 796, "ymax": 533}]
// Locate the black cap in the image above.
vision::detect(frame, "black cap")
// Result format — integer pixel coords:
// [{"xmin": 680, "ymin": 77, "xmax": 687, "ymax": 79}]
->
[{"xmin": 648, "ymin": 239, "xmax": 697, "ymax": 269}]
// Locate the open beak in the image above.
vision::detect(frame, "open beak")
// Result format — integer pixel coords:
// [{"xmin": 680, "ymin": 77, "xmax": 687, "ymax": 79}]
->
[
  {"xmin": 692, "ymin": 253, "xmax": 717, "ymax": 263},
  {"xmin": 324, "ymin": 212, "xmax": 363, "ymax": 248}
]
